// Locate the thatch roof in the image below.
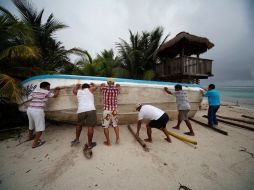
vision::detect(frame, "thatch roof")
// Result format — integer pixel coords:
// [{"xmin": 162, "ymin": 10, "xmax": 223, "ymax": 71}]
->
[{"xmin": 157, "ymin": 32, "xmax": 214, "ymax": 58}]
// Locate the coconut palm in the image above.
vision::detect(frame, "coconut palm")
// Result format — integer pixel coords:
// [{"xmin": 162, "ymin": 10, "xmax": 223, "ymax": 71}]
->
[
  {"xmin": 11, "ymin": 0, "xmax": 68, "ymax": 70},
  {"xmin": 116, "ymin": 27, "xmax": 168, "ymax": 80},
  {"xmin": 96, "ymin": 49, "xmax": 121, "ymax": 77}
]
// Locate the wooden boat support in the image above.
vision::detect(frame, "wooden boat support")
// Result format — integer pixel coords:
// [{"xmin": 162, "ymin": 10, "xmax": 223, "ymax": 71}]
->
[
  {"xmin": 203, "ymin": 115, "xmax": 254, "ymax": 132},
  {"xmin": 242, "ymin": 115, "xmax": 254, "ymax": 120},
  {"xmin": 168, "ymin": 131, "xmax": 197, "ymax": 145},
  {"xmin": 189, "ymin": 118, "xmax": 228, "ymax": 136},
  {"xmin": 127, "ymin": 125, "xmax": 149, "ymax": 152},
  {"xmin": 217, "ymin": 115, "xmax": 254, "ymax": 125}
]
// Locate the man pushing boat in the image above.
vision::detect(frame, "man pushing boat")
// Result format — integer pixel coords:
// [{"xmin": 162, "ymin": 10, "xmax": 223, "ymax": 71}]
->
[
  {"xmin": 71, "ymin": 83, "xmax": 97, "ymax": 153},
  {"xmin": 135, "ymin": 104, "xmax": 171, "ymax": 143},
  {"xmin": 100, "ymin": 78, "xmax": 121, "ymax": 146},
  {"xmin": 164, "ymin": 84, "xmax": 195, "ymax": 136}
]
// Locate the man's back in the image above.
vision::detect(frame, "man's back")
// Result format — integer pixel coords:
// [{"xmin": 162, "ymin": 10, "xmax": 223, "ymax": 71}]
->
[
  {"xmin": 138, "ymin": 105, "xmax": 164, "ymax": 121},
  {"xmin": 77, "ymin": 89, "xmax": 95, "ymax": 113},
  {"xmin": 204, "ymin": 89, "xmax": 220, "ymax": 106}
]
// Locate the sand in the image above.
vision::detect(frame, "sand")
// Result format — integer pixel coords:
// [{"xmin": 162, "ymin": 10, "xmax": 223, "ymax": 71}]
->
[{"xmin": 0, "ymin": 105, "xmax": 254, "ymax": 190}]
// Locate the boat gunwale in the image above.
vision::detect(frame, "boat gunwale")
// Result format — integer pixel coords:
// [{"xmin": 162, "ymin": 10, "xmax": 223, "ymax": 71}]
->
[{"xmin": 21, "ymin": 74, "xmax": 202, "ymax": 88}]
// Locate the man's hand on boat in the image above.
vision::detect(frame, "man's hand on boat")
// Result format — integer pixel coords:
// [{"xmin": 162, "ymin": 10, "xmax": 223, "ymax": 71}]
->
[{"xmin": 164, "ymin": 87, "xmax": 171, "ymax": 94}]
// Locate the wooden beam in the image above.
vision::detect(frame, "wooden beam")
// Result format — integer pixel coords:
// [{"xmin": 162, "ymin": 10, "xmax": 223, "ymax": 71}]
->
[
  {"xmin": 242, "ymin": 115, "xmax": 254, "ymax": 120},
  {"xmin": 217, "ymin": 115, "xmax": 254, "ymax": 125},
  {"xmin": 127, "ymin": 125, "xmax": 149, "ymax": 152},
  {"xmin": 203, "ymin": 115, "xmax": 254, "ymax": 132},
  {"xmin": 189, "ymin": 118, "xmax": 228, "ymax": 135},
  {"xmin": 168, "ymin": 131, "xmax": 197, "ymax": 145}
]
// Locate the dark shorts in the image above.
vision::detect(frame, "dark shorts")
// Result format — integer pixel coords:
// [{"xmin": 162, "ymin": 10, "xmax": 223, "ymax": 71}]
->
[
  {"xmin": 149, "ymin": 113, "xmax": 169, "ymax": 129},
  {"xmin": 77, "ymin": 110, "xmax": 97, "ymax": 127}
]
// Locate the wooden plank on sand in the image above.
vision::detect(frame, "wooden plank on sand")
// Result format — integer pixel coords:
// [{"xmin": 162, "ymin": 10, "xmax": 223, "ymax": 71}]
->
[
  {"xmin": 242, "ymin": 115, "xmax": 254, "ymax": 120},
  {"xmin": 189, "ymin": 118, "xmax": 228, "ymax": 136},
  {"xmin": 217, "ymin": 115, "xmax": 254, "ymax": 125},
  {"xmin": 203, "ymin": 115, "xmax": 254, "ymax": 132},
  {"xmin": 127, "ymin": 125, "xmax": 149, "ymax": 152},
  {"xmin": 168, "ymin": 131, "xmax": 197, "ymax": 145}
]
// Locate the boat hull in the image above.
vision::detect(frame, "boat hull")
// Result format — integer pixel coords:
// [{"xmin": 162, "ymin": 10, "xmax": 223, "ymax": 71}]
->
[{"xmin": 19, "ymin": 75, "xmax": 203, "ymax": 125}]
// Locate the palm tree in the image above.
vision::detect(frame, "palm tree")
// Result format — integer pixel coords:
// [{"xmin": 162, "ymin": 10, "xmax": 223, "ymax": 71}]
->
[
  {"xmin": 12, "ymin": 0, "xmax": 68, "ymax": 71},
  {"xmin": 0, "ymin": 5, "xmax": 40, "ymax": 102},
  {"xmin": 0, "ymin": 0, "xmax": 70, "ymax": 102},
  {"xmin": 96, "ymin": 49, "xmax": 121, "ymax": 77},
  {"xmin": 116, "ymin": 27, "xmax": 168, "ymax": 80}
]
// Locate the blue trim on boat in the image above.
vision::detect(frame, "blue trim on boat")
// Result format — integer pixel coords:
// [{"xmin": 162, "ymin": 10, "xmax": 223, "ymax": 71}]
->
[{"xmin": 21, "ymin": 74, "xmax": 201, "ymax": 87}]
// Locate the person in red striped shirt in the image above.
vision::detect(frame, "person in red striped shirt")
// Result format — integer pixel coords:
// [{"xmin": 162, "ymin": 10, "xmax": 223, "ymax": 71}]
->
[
  {"xmin": 27, "ymin": 82, "xmax": 60, "ymax": 148},
  {"xmin": 100, "ymin": 78, "xmax": 120, "ymax": 146}
]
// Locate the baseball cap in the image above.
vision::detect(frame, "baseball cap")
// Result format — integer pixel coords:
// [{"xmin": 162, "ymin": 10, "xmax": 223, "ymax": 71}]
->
[
  {"xmin": 135, "ymin": 103, "xmax": 142, "ymax": 110},
  {"xmin": 107, "ymin": 78, "xmax": 114, "ymax": 83}
]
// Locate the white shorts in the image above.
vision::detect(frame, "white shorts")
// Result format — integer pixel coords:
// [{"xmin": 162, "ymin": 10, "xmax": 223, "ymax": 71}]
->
[
  {"xmin": 27, "ymin": 107, "xmax": 45, "ymax": 132},
  {"xmin": 102, "ymin": 110, "xmax": 118, "ymax": 128}
]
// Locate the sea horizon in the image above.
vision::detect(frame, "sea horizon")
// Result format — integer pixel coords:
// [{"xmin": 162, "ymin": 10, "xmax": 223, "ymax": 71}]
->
[{"xmin": 217, "ymin": 85, "xmax": 254, "ymax": 109}]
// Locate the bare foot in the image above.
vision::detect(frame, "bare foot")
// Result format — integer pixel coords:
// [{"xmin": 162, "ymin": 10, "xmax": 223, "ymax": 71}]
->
[
  {"xmin": 173, "ymin": 126, "xmax": 180, "ymax": 130},
  {"xmin": 184, "ymin": 132, "xmax": 195, "ymax": 136},
  {"xmin": 115, "ymin": 139, "xmax": 120, "ymax": 144},
  {"xmin": 164, "ymin": 138, "xmax": 172, "ymax": 143},
  {"xmin": 104, "ymin": 141, "xmax": 111, "ymax": 146},
  {"xmin": 144, "ymin": 138, "xmax": 152, "ymax": 143}
]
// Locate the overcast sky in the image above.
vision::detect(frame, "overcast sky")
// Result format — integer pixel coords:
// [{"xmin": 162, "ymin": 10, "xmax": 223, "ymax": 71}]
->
[{"xmin": 2, "ymin": 0, "xmax": 254, "ymax": 85}]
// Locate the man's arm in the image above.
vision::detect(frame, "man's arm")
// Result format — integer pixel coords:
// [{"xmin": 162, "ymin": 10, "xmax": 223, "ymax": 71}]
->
[
  {"xmin": 52, "ymin": 87, "xmax": 60, "ymax": 98},
  {"xmin": 200, "ymin": 88, "xmax": 207, "ymax": 97},
  {"xmin": 73, "ymin": 84, "xmax": 81, "ymax": 95},
  {"xmin": 164, "ymin": 87, "xmax": 172, "ymax": 94},
  {"xmin": 116, "ymin": 83, "xmax": 120, "ymax": 94},
  {"xmin": 136, "ymin": 120, "xmax": 142, "ymax": 137}
]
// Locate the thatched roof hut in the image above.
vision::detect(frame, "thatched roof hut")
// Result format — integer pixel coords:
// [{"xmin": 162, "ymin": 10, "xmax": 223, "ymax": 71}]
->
[{"xmin": 158, "ymin": 32, "xmax": 214, "ymax": 58}]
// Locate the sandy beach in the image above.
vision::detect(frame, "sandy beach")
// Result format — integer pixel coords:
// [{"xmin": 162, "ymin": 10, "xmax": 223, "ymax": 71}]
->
[{"xmin": 0, "ymin": 105, "xmax": 254, "ymax": 190}]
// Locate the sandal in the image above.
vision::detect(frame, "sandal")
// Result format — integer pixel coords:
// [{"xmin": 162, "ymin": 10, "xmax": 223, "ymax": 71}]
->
[
  {"xmin": 87, "ymin": 142, "xmax": 97, "ymax": 149},
  {"xmin": 32, "ymin": 140, "xmax": 45, "ymax": 148},
  {"xmin": 71, "ymin": 139, "xmax": 80, "ymax": 146}
]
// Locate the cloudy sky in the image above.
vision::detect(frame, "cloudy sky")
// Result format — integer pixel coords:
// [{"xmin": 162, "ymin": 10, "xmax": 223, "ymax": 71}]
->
[{"xmin": 2, "ymin": 0, "xmax": 254, "ymax": 85}]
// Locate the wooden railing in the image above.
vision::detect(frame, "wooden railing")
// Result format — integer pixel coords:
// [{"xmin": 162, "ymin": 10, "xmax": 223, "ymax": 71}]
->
[{"xmin": 156, "ymin": 56, "xmax": 213, "ymax": 77}]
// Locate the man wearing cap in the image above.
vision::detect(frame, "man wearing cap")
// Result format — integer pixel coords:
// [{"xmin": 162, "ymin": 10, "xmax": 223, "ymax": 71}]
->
[
  {"xmin": 100, "ymin": 78, "xmax": 121, "ymax": 145},
  {"xmin": 135, "ymin": 104, "xmax": 171, "ymax": 143}
]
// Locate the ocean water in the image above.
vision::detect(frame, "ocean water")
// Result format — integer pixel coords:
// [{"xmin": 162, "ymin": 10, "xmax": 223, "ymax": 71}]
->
[{"xmin": 217, "ymin": 86, "xmax": 254, "ymax": 109}]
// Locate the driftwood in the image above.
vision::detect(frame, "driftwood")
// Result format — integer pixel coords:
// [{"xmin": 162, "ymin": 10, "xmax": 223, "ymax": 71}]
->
[
  {"xmin": 242, "ymin": 115, "xmax": 254, "ymax": 120},
  {"xmin": 203, "ymin": 115, "xmax": 254, "ymax": 132},
  {"xmin": 189, "ymin": 118, "xmax": 228, "ymax": 136},
  {"xmin": 217, "ymin": 115, "xmax": 254, "ymax": 125},
  {"xmin": 127, "ymin": 125, "xmax": 149, "ymax": 152}
]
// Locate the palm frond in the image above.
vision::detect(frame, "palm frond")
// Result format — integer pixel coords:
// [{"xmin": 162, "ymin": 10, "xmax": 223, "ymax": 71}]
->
[
  {"xmin": 0, "ymin": 74, "xmax": 22, "ymax": 102},
  {"xmin": 0, "ymin": 44, "xmax": 40, "ymax": 60}
]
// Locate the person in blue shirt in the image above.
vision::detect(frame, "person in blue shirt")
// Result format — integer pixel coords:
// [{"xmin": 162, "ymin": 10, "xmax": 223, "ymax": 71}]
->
[{"xmin": 201, "ymin": 84, "xmax": 220, "ymax": 127}]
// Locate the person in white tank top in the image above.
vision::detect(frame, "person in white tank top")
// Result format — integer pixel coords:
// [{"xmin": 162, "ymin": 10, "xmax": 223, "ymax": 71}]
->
[{"xmin": 71, "ymin": 83, "xmax": 98, "ymax": 150}]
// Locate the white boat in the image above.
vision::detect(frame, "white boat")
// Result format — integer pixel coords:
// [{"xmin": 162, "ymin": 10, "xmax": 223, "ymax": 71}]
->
[{"xmin": 18, "ymin": 74, "xmax": 203, "ymax": 124}]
